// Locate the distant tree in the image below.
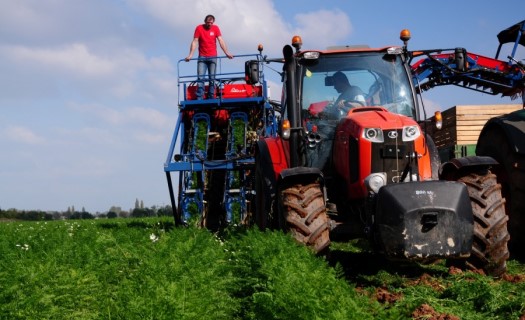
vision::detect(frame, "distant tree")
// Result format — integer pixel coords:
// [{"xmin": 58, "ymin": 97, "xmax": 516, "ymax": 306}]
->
[
  {"xmin": 69, "ymin": 211, "xmax": 94, "ymax": 220},
  {"xmin": 131, "ymin": 207, "xmax": 155, "ymax": 218},
  {"xmin": 157, "ymin": 205, "xmax": 173, "ymax": 217},
  {"xmin": 118, "ymin": 211, "xmax": 129, "ymax": 218},
  {"xmin": 0, "ymin": 208, "xmax": 16, "ymax": 219},
  {"xmin": 109, "ymin": 206, "xmax": 121, "ymax": 213},
  {"xmin": 130, "ymin": 208, "xmax": 146, "ymax": 218},
  {"xmin": 107, "ymin": 211, "xmax": 118, "ymax": 219}
]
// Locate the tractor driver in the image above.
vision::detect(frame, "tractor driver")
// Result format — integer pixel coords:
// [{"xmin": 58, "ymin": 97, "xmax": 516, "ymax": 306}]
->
[{"xmin": 321, "ymin": 71, "xmax": 366, "ymax": 119}]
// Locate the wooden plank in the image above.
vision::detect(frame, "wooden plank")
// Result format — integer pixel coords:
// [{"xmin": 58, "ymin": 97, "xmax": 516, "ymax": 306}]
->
[
  {"xmin": 456, "ymin": 120, "xmax": 492, "ymax": 126},
  {"xmin": 455, "ymin": 109, "xmax": 521, "ymax": 115},
  {"xmin": 427, "ymin": 104, "xmax": 522, "ymax": 149},
  {"xmin": 455, "ymin": 104, "xmax": 521, "ymax": 110},
  {"xmin": 457, "ymin": 138, "xmax": 480, "ymax": 145},
  {"xmin": 456, "ymin": 114, "xmax": 505, "ymax": 121},
  {"xmin": 456, "ymin": 127, "xmax": 485, "ymax": 132},
  {"xmin": 454, "ymin": 105, "xmax": 522, "ymax": 115}
]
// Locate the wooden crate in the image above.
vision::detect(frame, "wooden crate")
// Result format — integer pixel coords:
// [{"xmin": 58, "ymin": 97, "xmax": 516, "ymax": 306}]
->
[{"xmin": 428, "ymin": 104, "xmax": 522, "ymax": 149}]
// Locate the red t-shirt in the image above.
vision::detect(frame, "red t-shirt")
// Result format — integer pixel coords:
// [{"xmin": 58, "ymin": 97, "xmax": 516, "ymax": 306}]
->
[{"xmin": 194, "ymin": 24, "xmax": 222, "ymax": 57}]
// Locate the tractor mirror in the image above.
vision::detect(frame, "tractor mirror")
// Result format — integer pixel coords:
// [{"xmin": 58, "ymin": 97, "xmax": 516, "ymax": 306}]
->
[{"xmin": 245, "ymin": 60, "xmax": 259, "ymax": 84}]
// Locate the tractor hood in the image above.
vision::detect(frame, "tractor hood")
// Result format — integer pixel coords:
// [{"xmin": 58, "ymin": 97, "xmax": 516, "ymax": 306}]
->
[
  {"xmin": 332, "ymin": 107, "xmax": 426, "ymax": 200},
  {"xmin": 337, "ymin": 107, "xmax": 419, "ymax": 137}
]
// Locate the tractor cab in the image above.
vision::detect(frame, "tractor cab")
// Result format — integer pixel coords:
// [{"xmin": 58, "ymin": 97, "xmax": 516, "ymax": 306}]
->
[{"xmin": 280, "ymin": 44, "xmax": 423, "ymax": 185}]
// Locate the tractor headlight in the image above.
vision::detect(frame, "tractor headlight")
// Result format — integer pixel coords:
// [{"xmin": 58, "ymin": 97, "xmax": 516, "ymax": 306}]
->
[
  {"xmin": 362, "ymin": 128, "xmax": 384, "ymax": 143},
  {"xmin": 303, "ymin": 51, "xmax": 320, "ymax": 59},
  {"xmin": 365, "ymin": 172, "xmax": 387, "ymax": 193},
  {"xmin": 402, "ymin": 125, "xmax": 420, "ymax": 141}
]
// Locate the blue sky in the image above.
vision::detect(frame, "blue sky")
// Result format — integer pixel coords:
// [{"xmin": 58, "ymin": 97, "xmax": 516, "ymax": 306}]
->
[{"xmin": 1, "ymin": 0, "xmax": 523, "ymax": 213}]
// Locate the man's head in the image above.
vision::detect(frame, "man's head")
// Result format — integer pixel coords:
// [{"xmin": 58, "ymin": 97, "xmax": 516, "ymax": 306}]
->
[
  {"xmin": 203, "ymin": 14, "xmax": 215, "ymax": 30},
  {"xmin": 332, "ymin": 71, "xmax": 350, "ymax": 93}
]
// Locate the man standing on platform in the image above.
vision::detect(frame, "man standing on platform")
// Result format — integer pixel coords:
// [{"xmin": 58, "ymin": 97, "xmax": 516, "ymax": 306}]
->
[{"xmin": 185, "ymin": 14, "xmax": 234, "ymax": 99}]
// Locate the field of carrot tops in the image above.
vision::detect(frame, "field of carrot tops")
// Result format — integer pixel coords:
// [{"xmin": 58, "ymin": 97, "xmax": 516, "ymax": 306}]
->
[{"xmin": 1, "ymin": 217, "xmax": 524, "ymax": 320}]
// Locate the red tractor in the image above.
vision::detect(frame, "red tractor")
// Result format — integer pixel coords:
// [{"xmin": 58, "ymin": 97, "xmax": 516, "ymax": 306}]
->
[{"xmin": 253, "ymin": 33, "xmax": 511, "ymax": 276}]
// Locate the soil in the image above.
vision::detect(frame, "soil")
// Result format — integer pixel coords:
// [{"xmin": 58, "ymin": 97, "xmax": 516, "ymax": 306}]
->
[
  {"xmin": 411, "ymin": 304, "xmax": 460, "ymax": 320},
  {"xmin": 373, "ymin": 287, "xmax": 402, "ymax": 304},
  {"xmin": 406, "ymin": 273, "xmax": 446, "ymax": 292}
]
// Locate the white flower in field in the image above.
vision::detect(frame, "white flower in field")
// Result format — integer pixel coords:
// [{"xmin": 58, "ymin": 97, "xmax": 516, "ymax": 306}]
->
[
  {"xmin": 16, "ymin": 244, "xmax": 29, "ymax": 251},
  {"xmin": 149, "ymin": 233, "xmax": 159, "ymax": 242}
]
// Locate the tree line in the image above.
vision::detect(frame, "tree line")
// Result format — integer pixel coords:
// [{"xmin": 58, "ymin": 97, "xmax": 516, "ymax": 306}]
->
[{"xmin": 0, "ymin": 204, "xmax": 173, "ymax": 221}]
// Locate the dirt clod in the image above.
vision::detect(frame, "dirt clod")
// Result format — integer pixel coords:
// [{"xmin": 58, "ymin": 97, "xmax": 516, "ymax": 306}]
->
[
  {"xmin": 374, "ymin": 287, "xmax": 402, "ymax": 304},
  {"xmin": 412, "ymin": 304, "xmax": 460, "ymax": 320}
]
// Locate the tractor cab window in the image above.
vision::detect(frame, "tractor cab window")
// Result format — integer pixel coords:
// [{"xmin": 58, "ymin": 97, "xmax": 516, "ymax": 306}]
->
[
  {"xmin": 300, "ymin": 52, "xmax": 416, "ymax": 119},
  {"xmin": 297, "ymin": 51, "xmax": 416, "ymax": 170}
]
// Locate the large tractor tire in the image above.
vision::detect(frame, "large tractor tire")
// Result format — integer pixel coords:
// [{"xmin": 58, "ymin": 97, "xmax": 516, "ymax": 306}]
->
[
  {"xmin": 254, "ymin": 157, "xmax": 276, "ymax": 230},
  {"xmin": 280, "ymin": 182, "xmax": 331, "ymax": 254},
  {"xmin": 476, "ymin": 127, "xmax": 525, "ymax": 257},
  {"xmin": 458, "ymin": 171, "xmax": 510, "ymax": 277}
]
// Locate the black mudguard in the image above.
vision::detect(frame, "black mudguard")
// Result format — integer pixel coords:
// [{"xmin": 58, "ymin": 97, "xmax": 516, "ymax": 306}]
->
[
  {"xmin": 439, "ymin": 155, "xmax": 498, "ymax": 180},
  {"xmin": 374, "ymin": 180, "xmax": 473, "ymax": 260},
  {"xmin": 279, "ymin": 167, "xmax": 325, "ymax": 189},
  {"xmin": 477, "ymin": 109, "xmax": 525, "ymax": 156}
]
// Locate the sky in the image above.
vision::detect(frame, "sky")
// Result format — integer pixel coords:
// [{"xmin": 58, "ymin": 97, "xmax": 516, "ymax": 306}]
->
[{"xmin": 1, "ymin": 0, "xmax": 524, "ymax": 213}]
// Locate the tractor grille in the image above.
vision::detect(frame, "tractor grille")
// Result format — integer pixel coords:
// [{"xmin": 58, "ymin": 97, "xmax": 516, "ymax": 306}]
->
[{"xmin": 371, "ymin": 129, "xmax": 417, "ymax": 184}]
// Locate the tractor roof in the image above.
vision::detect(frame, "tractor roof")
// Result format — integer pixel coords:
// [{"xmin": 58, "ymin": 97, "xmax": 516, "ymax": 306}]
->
[{"xmin": 299, "ymin": 46, "xmax": 402, "ymax": 55}]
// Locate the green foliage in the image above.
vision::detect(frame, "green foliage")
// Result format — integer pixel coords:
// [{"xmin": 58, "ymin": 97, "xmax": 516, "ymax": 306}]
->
[
  {"xmin": 194, "ymin": 118, "xmax": 208, "ymax": 154},
  {"xmin": 223, "ymin": 229, "xmax": 375, "ymax": 319},
  {"xmin": 231, "ymin": 118, "xmax": 246, "ymax": 154},
  {"xmin": 0, "ymin": 218, "xmax": 524, "ymax": 320}
]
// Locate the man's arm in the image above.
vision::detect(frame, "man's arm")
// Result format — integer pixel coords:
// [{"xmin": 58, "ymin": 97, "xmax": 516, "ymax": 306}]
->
[
  {"xmin": 185, "ymin": 38, "xmax": 198, "ymax": 62},
  {"xmin": 217, "ymin": 36, "xmax": 233, "ymax": 59}
]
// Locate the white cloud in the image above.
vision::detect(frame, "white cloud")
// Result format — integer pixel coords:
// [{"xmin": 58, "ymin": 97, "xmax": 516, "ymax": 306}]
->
[
  {"xmin": 134, "ymin": 131, "xmax": 167, "ymax": 144},
  {"xmin": 130, "ymin": 0, "xmax": 353, "ymax": 55},
  {"xmin": 127, "ymin": 106, "xmax": 172, "ymax": 128},
  {"xmin": 4, "ymin": 126, "xmax": 46, "ymax": 145},
  {"xmin": 293, "ymin": 9, "xmax": 353, "ymax": 48},
  {"xmin": 69, "ymin": 102, "xmax": 171, "ymax": 129},
  {"xmin": 1, "ymin": 43, "xmax": 115, "ymax": 77}
]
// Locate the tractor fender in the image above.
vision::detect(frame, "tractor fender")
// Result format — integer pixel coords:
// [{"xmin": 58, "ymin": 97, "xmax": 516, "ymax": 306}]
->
[
  {"xmin": 256, "ymin": 139, "xmax": 277, "ymax": 183},
  {"xmin": 278, "ymin": 167, "xmax": 326, "ymax": 203},
  {"xmin": 278, "ymin": 167, "xmax": 325, "ymax": 188},
  {"xmin": 439, "ymin": 155, "xmax": 498, "ymax": 180},
  {"xmin": 256, "ymin": 137, "xmax": 289, "ymax": 181},
  {"xmin": 477, "ymin": 109, "xmax": 525, "ymax": 156}
]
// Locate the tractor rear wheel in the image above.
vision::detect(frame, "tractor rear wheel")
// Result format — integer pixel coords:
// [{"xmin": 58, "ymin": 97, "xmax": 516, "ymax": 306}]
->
[
  {"xmin": 254, "ymin": 157, "xmax": 276, "ymax": 230},
  {"xmin": 281, "ymin": 182, "xmax": 331, "ymax": 254},
  {"xmin": 459, "ymin": 171, "xmax": 510, "ymax": 277},
  {"xmin": 476, "ymin": 127, "xmax": 525, "ymax": 257}
]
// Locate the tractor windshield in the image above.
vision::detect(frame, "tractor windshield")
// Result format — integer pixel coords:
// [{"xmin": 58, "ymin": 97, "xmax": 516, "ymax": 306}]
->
[{"xmin": 300, "ymin": 51, "xmax": 416, "ymax": 119}]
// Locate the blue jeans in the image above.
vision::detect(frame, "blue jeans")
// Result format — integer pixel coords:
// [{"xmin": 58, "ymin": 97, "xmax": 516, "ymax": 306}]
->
[{"xmin": 197, "ymin": 56, "xmax": 217, "ymax": 99}]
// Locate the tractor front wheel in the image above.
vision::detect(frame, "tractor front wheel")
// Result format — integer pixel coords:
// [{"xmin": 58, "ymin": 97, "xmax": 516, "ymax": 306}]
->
[
  {"xmin": 459, "ymin": 171, "xmax": 510, "ymax": 277},
  {"xmin": 280, "ymin": 182, "xmax": 331, "ymax": 254}
]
